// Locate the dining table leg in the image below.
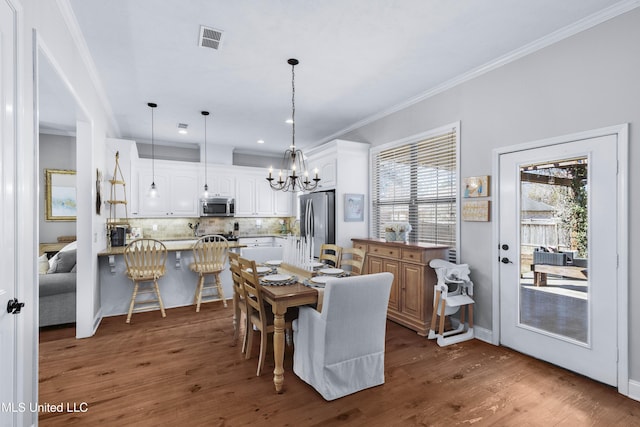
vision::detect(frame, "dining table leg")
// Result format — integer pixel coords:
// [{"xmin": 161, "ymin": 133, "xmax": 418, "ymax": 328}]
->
[{"xmin": 272, "ymin": 309, "xmax": 286, "ymax": 393}]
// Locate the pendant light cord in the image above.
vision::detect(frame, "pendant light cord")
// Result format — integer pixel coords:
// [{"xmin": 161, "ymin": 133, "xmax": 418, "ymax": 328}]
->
[
  {"xmin": 204, "ymin": 113, "xmax": 208, "ymax": 186},
  {"xmin": 151, "ymin": 106, "xmax": 155, "ymax": 183},
  {"xmin": 291, "ymin": 61, "xmax": 296, "ymax": 149}
]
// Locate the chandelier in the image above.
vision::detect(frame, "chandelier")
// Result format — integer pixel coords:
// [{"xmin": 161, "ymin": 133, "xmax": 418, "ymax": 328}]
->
[{"xmin": 267, "ymin": 58, "xmax": 320, "ymax": 192}]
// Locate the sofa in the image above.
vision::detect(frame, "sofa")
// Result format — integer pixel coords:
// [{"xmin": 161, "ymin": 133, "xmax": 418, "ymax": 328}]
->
[{"xmin": 38, "ymin": 243, "xmax": 76, "ymax": 327}]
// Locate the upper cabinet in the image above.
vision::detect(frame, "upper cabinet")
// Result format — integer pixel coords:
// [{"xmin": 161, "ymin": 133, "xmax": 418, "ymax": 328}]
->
[
  {"xmin": 305, "ymin": 140, "xmax": 371, "ymax": 249},
  {"xmin": 202, "ymin": 172, "xmax": 235, "ymax": 198},
  {"xmin": 133, "ymin": 160, "xmax": 199, "ymax": 217},
  {"xmin": 306, "ymin": 152, "xmax": 336, "ymax": 190},
  {"xmin": 235, "ymin": 168, "xmax": 293, "ymax": 217},
  {"xmin": 128, "ymin": 158, "xmax": 293, "ymax": 218}
]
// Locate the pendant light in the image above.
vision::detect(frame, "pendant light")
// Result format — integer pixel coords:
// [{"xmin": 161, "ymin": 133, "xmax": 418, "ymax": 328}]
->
[
  {"xmin": 147, "ymin": 102, "xmax": 159, "ymax": 198},
  {"xmin": 266, "ymin": 58, "xmax": 320, "ymax": 192},
  {"xmin": 201, "ymin": 110, "xmax": 210, "ymax": 199}
]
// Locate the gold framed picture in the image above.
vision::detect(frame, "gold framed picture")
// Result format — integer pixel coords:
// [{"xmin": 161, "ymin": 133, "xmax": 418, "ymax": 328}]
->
[{"xmin": 45, "ymin": 169, "xmax": 77, "ymax": 221}]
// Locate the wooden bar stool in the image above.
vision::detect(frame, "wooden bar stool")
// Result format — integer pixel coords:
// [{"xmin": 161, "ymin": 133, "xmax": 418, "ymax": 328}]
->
[
  {"xmin": 123, "ymin": 239, "xmax": 168, "ymax": 324},
  {"xmin": 190, "ymin": 235, "xmax": 229, "ymax": 312}
]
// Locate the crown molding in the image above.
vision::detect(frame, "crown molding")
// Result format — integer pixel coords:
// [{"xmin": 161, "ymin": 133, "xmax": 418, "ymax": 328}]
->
[
  {"xmin": 56, "ymin": 0, "xmax": 120, "ymax": 136},
  {"xmin": 319, "ymin": 0, "xmax": 640, "ymax": 145}
]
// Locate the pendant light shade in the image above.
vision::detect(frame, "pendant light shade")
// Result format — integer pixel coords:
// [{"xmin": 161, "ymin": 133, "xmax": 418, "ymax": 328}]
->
[
  {"xmin": 201, "ymin": 111, "xmax": 210, "ymax": 199},
  {"xmin": 267, "ymin": 58, "xmax": 320, "ymax": 192},
  {"xmin": 147, "ymin": 102, "xmax": 159, "ymax": 198}
]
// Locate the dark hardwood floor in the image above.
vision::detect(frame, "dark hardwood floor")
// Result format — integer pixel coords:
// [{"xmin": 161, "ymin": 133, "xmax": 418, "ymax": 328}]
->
[{"xmin": 39, "ymin": 304, "xmax": 640, "ymax": 426}]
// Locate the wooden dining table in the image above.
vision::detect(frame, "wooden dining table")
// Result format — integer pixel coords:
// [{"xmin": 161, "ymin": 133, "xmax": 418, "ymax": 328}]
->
[{"xmin": 260, "ymin": 280, "xmax": 318, "ymax": 393}]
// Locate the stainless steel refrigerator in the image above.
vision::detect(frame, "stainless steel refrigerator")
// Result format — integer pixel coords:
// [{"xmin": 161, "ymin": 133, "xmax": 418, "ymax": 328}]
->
[{"xmin": 300, "ymin": 190, "xmax": 335, "ymax": 259}]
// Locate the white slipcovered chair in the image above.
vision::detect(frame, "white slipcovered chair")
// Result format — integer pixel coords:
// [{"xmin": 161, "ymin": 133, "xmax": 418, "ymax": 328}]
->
[{"xmin": 293, "ymin": 272, "xmax": 393, "ymax": 400}]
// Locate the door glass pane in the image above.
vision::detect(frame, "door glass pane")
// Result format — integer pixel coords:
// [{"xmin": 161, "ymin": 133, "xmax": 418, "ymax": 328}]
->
[{"xmin": 519, "ymin": 157, "xmax": 589, "ymax": 343}]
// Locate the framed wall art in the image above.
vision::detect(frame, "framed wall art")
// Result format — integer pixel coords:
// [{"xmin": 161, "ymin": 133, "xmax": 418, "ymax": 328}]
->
[
  {"xmin": 463, "ymin": 175, "xmax": 490, "ymax": 198},
  {"xmin": 344, "ymin": 193, "xmax": 364, "ymax": 222},
  {"xmin": 462, "ymin": 200, "xmax": 490, "ymax": 222},
  {"xmin": 45, "ymin": 169, "xmax": 77, "ymax": 221}
]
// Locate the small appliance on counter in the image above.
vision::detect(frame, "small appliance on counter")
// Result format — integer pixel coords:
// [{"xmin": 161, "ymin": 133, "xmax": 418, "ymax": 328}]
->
[{"xmin": 109, "ymin": 226, "xmax": 127, "ymax": 247}]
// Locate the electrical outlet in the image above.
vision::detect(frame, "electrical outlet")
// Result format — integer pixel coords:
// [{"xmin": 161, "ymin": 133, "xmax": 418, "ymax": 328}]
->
[{"xmin": 153, "ymin": 224, "xmax": 158, "ymax": 231}]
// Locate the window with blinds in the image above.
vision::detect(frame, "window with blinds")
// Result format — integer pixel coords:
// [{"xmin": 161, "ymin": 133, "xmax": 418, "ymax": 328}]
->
[{"xmin": 371, "ymin": 127, "xmax": 458, "ymax": 261}]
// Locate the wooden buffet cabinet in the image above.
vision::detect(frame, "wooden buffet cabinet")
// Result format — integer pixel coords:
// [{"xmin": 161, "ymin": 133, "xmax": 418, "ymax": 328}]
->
[{"xmin": 352, "ymin": 238, "xmax": 449, "ymax": 336}]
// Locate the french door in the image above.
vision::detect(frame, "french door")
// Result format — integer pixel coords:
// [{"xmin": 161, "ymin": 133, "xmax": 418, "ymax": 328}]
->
[
  {"xmin": 0, "ymin": 0, "xmax": 19, "ymax": 424},
  {"xmin": 498, "ymin": 134, "xmax": 618, "ymax": 386}
]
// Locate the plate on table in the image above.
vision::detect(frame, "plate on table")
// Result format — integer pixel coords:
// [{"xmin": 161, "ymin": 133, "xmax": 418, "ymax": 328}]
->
[
  {"xmin": 318, "ymin": 268, "xmax": 344, "ymax": 276},
  {"xmin": 247, "ymin": 266, "xmax": 271, "ymax": 274},
  {"xmin": 262, "ymin": 274, "xmax": 292, "ymax": 283},
  {"xmin": 310, "ymin": 276, "xmax": 331, "ymax": 287},
  {"xmin": 264, "ymin": 260, "xmax": 282, "ymax": 266},
  {"xmin": 309, "ymin": 261, "xmax": 325, "ymax": 268}
]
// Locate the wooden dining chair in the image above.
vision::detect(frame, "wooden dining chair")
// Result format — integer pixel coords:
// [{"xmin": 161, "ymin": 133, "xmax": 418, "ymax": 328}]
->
[
  {"xmin": 239, "ymin": 256, "xmax": 297, "ymax": 376},
  {"xmin": 189, "ymin": 235, "xmax": 229, "ymax": 312},
  {"xmin": 229, "ymin": 251, "xmax": 248, "ymax": 352},
  {"xmin": 123, "ymin": 238, "xmax": 168, "ymax": 324},
  {"xmin": 339, "ymin": 247, "xmax": 367, "ymax": 276},
  {"xmin": 319, "ymin": 244, "xmax": 342, "ymax": 267}
]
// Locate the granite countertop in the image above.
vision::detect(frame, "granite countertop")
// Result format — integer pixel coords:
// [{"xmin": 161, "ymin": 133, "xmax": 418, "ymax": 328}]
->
[
  {"xmin": 98, "ymin": 240, "xmax": 245, "ymax": 256},
  {"xmin": 351, "ymin": 237, "xmax": 450, "ymax": 250}
]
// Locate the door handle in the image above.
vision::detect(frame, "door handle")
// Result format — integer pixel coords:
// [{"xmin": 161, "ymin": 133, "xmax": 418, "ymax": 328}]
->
[
  {"xmin": 500, "ymin": 257, "xmax": 513, "ymax": 264},
  {"xmin": 7, "ymin": 298, "xmax": 25, "ymax": 314}
]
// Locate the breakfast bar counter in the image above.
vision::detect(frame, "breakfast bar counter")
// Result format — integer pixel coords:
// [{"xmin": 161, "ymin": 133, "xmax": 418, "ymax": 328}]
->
[{"xmin": 98, "ymin": 240, "xmax": 245, "ymax": 318}]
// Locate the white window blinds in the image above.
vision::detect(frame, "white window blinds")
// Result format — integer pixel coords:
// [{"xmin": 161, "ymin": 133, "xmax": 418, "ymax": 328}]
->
[{"xmin": 371, "ymin": 128, "xmax": 458, "ymax": 260}]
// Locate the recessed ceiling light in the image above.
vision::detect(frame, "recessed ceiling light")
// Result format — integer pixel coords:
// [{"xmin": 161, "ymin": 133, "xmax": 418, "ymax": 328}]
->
[
  {"xmin": 177, "ymin": 123, "xmax": 188, "ymax": 134},
  {"xmin": 285, "ymin": 118, "xmax": 293, "ymax": 124},
  {"xmin": 257, "ymin": 139, "xmax": 265, "ymax": 144}
]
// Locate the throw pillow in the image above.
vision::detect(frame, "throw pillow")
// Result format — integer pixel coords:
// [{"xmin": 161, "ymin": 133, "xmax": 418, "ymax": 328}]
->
[
  {"xmin": 38, "ymin": 255, "xmax": 49, "ymax": 274},
  {"xmin": 55, "ymin": 249, "xmax": 77, "ymax": 273},
  {"xmin": 47, "ymin": 254, "xmax": 59, "ymax": 274}
]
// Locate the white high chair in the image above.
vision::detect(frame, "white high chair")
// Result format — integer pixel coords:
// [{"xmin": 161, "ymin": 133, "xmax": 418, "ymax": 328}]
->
[{"xmin": 428, "ymin": 259, "xmax": 475, "ymax": 346}]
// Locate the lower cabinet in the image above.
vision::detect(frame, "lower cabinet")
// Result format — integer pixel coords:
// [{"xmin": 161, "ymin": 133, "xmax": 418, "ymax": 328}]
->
[{"xmin": 352, "ymin": 238, "xmax": 449, "ymax": 336}]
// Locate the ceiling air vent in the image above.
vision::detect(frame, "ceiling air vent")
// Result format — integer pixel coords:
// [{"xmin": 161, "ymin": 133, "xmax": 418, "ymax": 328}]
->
[{"xmin": 199, "ymin": 26, "xmax": 223, "ymax": 50}]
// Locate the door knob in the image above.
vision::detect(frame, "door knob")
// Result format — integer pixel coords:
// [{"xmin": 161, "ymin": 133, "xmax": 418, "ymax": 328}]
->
[
  {"xmin": 500, "ymin": 257, "xmax": 513, "ymax": 264},
  {"xmin": 6, "ymin": 298, "xmax": 25, "ymax": 314}
]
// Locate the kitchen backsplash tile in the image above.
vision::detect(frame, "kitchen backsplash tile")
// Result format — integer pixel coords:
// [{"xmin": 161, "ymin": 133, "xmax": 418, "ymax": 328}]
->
[{"xmin": 127, "ymin": 217, "xmax": 295, "ymax": 240}]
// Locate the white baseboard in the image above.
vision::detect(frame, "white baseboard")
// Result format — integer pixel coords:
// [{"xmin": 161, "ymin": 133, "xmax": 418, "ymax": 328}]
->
[
  {"xmin": 473, "ymin": 326, "xmax": 493, "ymax": 344},
  {"xmin": 448, "ymin": 318, "xmax": 493, "ymax": 344},
  {"xmin": 628, "ymin": 379, "xmax": 640, "ymax": 402}
]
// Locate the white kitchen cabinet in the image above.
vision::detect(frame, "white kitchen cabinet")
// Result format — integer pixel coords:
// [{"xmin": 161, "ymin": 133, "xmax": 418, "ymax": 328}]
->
[
  {"xmin": 304, "ymin": 140, "xmax": 370, "ymax": 249},
  {"xmin": 255, "ymin": 177, "xmax": 275, "ymax": 215},
  {"xmin": 170, "ymin": 171, "xmax": 199, "ymax": 216},
  {"xmin": 234, "ymin": 169, "xmax": 293, "ymax": 217},
  {"xmin": 306, "ymin": 152, "xmax": 336, "ymax": 190},
  {"xmin": 202, "ymin": 171, "xmax": 235, "ymax": 197},
  {"xmin": 273, "ymin": 189, "xmax": 292, "ymax": 216},
  {"xmin": 238, "ymin": 236, "xmax": 276, "ymax": 247},
  {"xmin": 135, "ymin": 161, "xmax": 199, "ymax": 217}
]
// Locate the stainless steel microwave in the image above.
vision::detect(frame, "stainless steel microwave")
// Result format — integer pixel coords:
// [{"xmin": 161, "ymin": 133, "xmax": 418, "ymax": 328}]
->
[{"xmin": 200, "ymin": 197, "xmax": 235, "ymax": 217}]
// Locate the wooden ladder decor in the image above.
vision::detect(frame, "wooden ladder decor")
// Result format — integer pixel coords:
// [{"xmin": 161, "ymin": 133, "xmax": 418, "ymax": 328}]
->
[{"xmin": 106, "ymin": 151, "xmax": 130, "ymax": 241}]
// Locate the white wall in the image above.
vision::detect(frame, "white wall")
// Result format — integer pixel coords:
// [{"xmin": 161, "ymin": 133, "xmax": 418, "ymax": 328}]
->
[
  {"xmin": 31, "ymin": 0, "xmax": 120, "ymax": 340},
  {"xmin": 339, "ymin": 9, "xmax": 640, "ymax": 382},
  {"xmin": 39, "ymin": 133, "xmax": 77, "ymax": 243}
]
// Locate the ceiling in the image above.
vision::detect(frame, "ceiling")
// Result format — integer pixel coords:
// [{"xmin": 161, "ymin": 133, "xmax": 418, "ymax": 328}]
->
[{"xmin": 39, "ymin": 0, "xmax": 627, "ymax": 155}]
